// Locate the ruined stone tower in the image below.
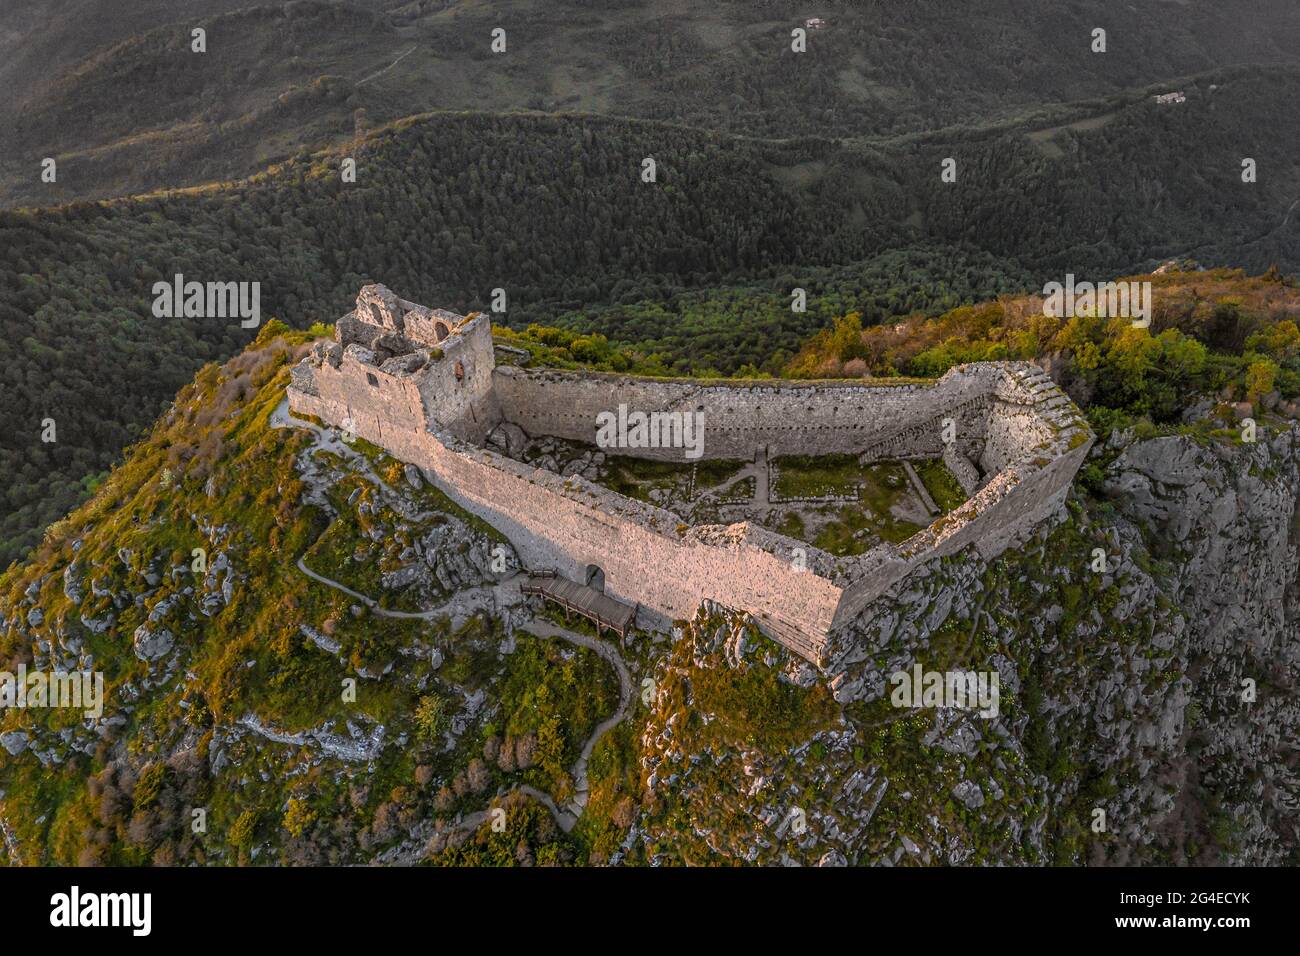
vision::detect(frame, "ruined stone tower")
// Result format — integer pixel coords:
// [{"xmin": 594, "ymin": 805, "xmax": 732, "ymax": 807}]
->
[{"xmin": 290, "ymin": 284, "xmax": 499, "ymax": 445}]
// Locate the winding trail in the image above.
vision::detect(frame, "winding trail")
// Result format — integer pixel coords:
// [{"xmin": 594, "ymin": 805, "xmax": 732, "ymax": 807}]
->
[
  {"xmin": 356, "ymin": 46, "xmax": 418, "ymax": 86},
  {"xmin": 296, "ymin": 554, "xmax": 520, "ymax": 623},
  {"xmin": 388, "ymin": 614, "xmax": 633, "ymax": 855},
  {"xmin": 275, "ymin": 398, "xmax": 634, "ymax": 842},
  {"xmin": 1279, "ymin": 197, "xmax": 1300, "ymax": 230},
  {"xmin": 521, "ymin": 619, "xmax": 633, "ymax": 823}
]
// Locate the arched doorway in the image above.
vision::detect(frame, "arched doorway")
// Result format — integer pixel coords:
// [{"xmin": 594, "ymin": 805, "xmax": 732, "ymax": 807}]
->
[{"xmin": 585, "ymin": 564, "xmax": 605, "ymax": 593}]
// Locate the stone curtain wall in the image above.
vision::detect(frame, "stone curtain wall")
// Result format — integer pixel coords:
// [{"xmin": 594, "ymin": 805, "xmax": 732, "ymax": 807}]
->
[
  {"xmin": 288, "ymin": 387, "xmax": 841, "ymax": 658},
  {"xmin": 492, "ymin": 367, "xmax": 962, "ymax": 460},
  {"xmin": 852, "ymin": 395, "xmax": 990, "ymax": 463},
  {"xmin": 492, "ymin": 364, "xmax": 1022, "ymax": 464},
  {"xmin": 944, "ymin": 443, "xmax": 984, "ymax": 495},
  {"xmin": 981, "ymin": 366, "xmax": 1062, "ymax": 474},
  {"xmin": 297, "ymin": 350, "xmax": 427, "ymax": 438}
]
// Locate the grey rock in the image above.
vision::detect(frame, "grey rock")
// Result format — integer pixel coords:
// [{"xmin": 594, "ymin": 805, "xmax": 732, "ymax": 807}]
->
[
  {"xmin": 952, "ymin": 780, "xmax": 985, "ymax": 809},
  {"xmin": 132, "ymin": 624, "xmax": 174, "ymax": 662},
  {"xmin": 62, "ymin": 563, "xmax": 85, "ymax": 605}
]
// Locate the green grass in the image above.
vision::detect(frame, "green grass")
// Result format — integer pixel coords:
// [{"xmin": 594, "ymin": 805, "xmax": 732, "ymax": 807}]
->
[
  {"xmin": 771, "ymin": 453, "xmax": 863, "ymax": 499},
  {"xmin": 814, "ymin": 504, "xmax": 923, "ymax": 555},
  {"xmin": 670, "ymin": 618, "xmax": 839, "ymax": 752},
  {"xmin": 694, "ymin": 458, "xmax": 748, "ymax": 490},
  {"xmin": 604, "ymin": 455, "xmax": 747, "ymax": 505},
  {"xmin": 914, "ymin": 459, "xmax": 969, "ymax": 512},
  {"xmin": 603, "ymin": 456, "xmax": 695, "ymax": 503},
  {"xmin": 809, "ymin": 462, "xmax": 923, "ymax": 554},
  {"xmin": 714, "ymin": 475, "xmax": 756, "ymax": 502},
  {"xmin": 777, "ymin": 511, "xmax": 805, "ymax": 538}
]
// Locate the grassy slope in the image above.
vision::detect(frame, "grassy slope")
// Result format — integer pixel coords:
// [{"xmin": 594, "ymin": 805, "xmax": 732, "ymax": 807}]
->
[{"xmin": 0, "ymin": 325, "xmax": 617, "ymax": 865}]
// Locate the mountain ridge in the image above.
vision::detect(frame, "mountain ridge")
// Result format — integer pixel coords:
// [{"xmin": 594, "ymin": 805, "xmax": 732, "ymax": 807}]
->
[{"xmin": 6, "ymin": 0, "xmax": 1300, "ymax": 208}]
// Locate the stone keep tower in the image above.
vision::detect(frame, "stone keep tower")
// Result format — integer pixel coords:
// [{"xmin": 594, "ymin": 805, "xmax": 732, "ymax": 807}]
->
[{"xmin": 290, "ymin": 284, "xmax": 499, "ymax": 444}]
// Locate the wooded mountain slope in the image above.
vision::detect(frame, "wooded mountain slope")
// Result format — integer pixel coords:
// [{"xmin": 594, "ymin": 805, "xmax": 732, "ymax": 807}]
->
[{"xmin": 4, "ymin": 0, "xmax": 1300, "ymax": 207}]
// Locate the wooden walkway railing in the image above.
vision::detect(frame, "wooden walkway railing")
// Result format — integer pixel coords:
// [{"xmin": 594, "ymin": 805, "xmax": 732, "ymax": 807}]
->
[{"xmin": 521, "ymin": 572, "xmax": 637, "ymax": 639}]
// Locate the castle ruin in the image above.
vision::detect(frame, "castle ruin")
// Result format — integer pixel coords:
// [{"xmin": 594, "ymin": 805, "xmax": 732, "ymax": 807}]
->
[{"xmin": 288, "ymin": 285, "xmax": 1094, "ymax": 664}]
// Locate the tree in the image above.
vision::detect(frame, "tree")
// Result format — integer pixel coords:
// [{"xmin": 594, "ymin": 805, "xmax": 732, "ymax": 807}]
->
[
  {"xmin": 132, "ymin": 762, "xmax": 167, "ymax": 812},
  {"xmin": 1245, "ymin": 321, "xmax": 1300, "ymax": 362},
  {"xmin": 514, "ymin": 733, "xmax": 537, "ymax": 770},
  {"xmin": 612, "ymin": 796, "xmax": 638, "ymax": 829},
  {"xmin": 466, "ymin": 758, "xmax": 491, "ymax": 793},
  {"xmin": 414, "ymin": 694, "xmax": 447, "ymax": 742},
  {"xmin": 283, "ymin": 798, "xmax": 316, "ymax": 838},
  {"xmin": 1245, "ymin": 358, "xmax": 1279, "ymax": 403},
  {"xmin": 229, "ymin": 810, "xmax": 257, "ymax": 852}
]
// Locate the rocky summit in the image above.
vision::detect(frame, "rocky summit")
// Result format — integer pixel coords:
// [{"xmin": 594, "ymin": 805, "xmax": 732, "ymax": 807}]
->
[{"xmin": 1, "ymin": 278, "xmax": 1296, "ymax": 870}]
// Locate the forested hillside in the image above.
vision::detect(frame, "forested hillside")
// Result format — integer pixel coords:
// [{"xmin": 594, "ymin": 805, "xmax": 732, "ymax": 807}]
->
[
  {"xmin": 0, "ymin": 3, "xmax": 397, "ymax": 209},
  {"xmin": 895, "ymin": 68, "xmax": 1300, "ymax": 275},
  {"xmin": 550, "ymin": 249, "xmax": 1035, "ymax": 376},
  {"xmin": 5, "ymin": 0, "xmax": 1300, "ymax": 207},
  {"xmin": 788, "ymin": 267, "xmax": 1300, "ymax": 433},
  {"xmin": 4, "ymin": 60, "xmax": 1300, "ymax": 567}
]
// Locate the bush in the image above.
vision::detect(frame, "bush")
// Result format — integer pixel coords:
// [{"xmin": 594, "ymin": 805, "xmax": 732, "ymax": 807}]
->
[{"xmin": 414, "ymin": 694, "xmax": 448, "ymax": 741}]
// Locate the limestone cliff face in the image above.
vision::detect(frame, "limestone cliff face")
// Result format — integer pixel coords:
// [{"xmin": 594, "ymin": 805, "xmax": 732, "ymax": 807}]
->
[
  {"xmin": 642, "ymin": 427, "xmax": 1298, "ymax": 865},
  {"xmin": 1096, "ymin": 428, "xmax": 1299, "ymax": 864},
  {"xmin": 864, "ymin": 424, "xmax": 1297, "ymax": 865}
]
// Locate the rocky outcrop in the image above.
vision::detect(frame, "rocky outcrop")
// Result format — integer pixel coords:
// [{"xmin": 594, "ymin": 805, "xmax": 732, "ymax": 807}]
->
[
  {"xmin": 636, "ymin": 605, "xmax": 883, "ymax": 865},
  {"xmin": 132, "ymin": 624, "xmax": 175, "ymax": 662},
  {"xmin": 62, "ymin": 562, "xmax": 84, "ymax": 605},
  {"xmin": 1096, "ymin": 427, "xmax": 1299, "ymax": 864},
  {"xmin": 234, "ymin": 714, "xmax": 386, "ymax": 764},
  {"xmin": 820, "ymin": 424, "xmax": 1299, "ymax": 865}
]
